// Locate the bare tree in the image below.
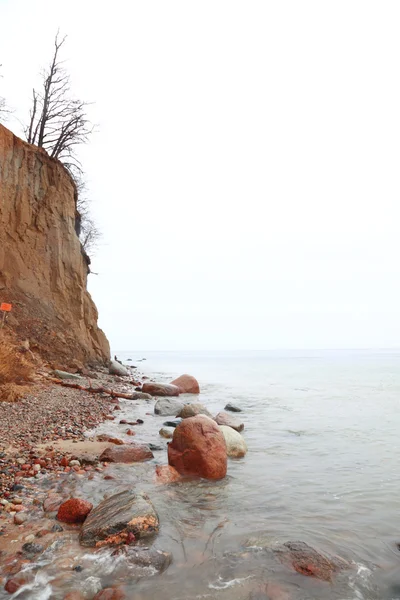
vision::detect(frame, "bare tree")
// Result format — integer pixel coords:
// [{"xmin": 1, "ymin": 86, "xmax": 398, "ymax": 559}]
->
[
  {"xmin": 25, "ymin": 32, "xmax": 93, "ymax": 174},
  {"xmin": 73, "ymin": 174, "xmax": 102, "ymax": 257},
  {"xmin": 0, "ymin": 64, "xmax": 11, "ymax": 121}
]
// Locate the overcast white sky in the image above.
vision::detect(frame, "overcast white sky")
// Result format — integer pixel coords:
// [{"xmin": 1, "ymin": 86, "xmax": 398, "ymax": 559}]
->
[{"xmin": 1, "ymin": 1, "xmax": 400, "ymax": 350}]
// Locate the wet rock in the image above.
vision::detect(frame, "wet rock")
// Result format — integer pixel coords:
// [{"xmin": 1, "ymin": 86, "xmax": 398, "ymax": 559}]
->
[
  {"xmin": 52, "ymin": 523, "xmax": 64, "ymax": 532},
  {"xmin": 177, "ymin": 403, "xmax": 212, "ymax": 419},
  {"xmin": 93, "ymin": 588, "xmax": 125, "ymax": 600},
  {"xmin": 219, "ymin": 425, "xmax": 247, "ymax": 458},
  {"xmin": 154, "ymin": 397, "xmax": 184, "ymax": 416},
  {"xmin": 142, "ymin": 382, "xmax": 180, "ymax": 397},
  {"xmin": 130, "ymin": 392, "xmax": 152, "ymax": 400},
  {"xmin": 170, "ymin": 374, "xmax": 200, "ymax": 394},
  {"xmin": 14, "ymin": 513, "xmax": 28, "ymax": 525},
  {"xmin": 97, "ymin": 435, "xmax": 125, "ymax": 445},
  {"xmin": 124, "ymin": 546, "xmax": 172, "ymax": 572},
  {"xmin": 215, "ymin": 411, "xmax": 244, "ymax": 432},
  {"xmin": 163, "ymin": 419, "xmax": 182, "ymax": 428},
  {"xmin": 225, "ymin": 403, "xmax": 242, "ymax": 412},
  {"xmin": 57, "ymin": 498, "xmax": 93, "ymax": 524},
  {"xmin": 155, "ymin": 465, "xmax": 181, "ymax": 484},
  {"xmin": 52, "ymin": 370, "xmax": 83, "ymax": 380},
  {"xmin": 79, "ymin": 489, "xmax": 159, "ymax": 547},
  {"xmin": 159, "ymin": 427, "xmax": 174, "ymax": 439},
  {"xmin": 22, "ymin": 542, "xmax": 44, "ymax": 557},
  {"xmin": 43, "ymin": 493, "xmax": 64, "ymax": 513},
  {"xmin": 148, "ymin": 443, "xmax": 162, "ymax": 451},
  {"xmin": 99, "ymin": 444, "xmax": 153, "ymax": 463},
  {"xmin": 63, "ymin": 593, "xmax": 85, "ymax": 600},
  {"xmin": 168, "ymin": 415, "xmax": 227, "ymax": 480},
  {"xmin": 4, "ymin": 575, "xmax": 28, "ymax": 594},
  {"xmin": 275, "ymin": 541, "xmax": 350, "ymax": 581},
  {"xmin": 109, "ymin": 360, "xmax": 129, "ymax": 376}
]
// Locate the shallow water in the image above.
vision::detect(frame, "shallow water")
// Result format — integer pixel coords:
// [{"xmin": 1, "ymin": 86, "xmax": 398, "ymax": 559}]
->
[{"xmin": 4, "ymin": 349, "xmax": 400, "ymax": 599}]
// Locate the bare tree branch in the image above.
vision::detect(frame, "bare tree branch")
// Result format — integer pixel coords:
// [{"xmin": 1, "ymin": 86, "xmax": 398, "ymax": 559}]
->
[{"xmin": 0, "ymin": 64, "xmax": 12, "ymax": 122}]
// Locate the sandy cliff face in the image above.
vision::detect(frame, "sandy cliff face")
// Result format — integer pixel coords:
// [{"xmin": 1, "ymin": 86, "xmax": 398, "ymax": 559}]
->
[{"xmin": 0, "ymin": 124, "xmax": 110, "ymax": 365}]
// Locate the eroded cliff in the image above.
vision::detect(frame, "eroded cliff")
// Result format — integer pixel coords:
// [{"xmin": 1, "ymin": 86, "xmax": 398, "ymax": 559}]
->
[{"xmin": 0, "ymin": 124, "xmax": 110, "ymax": 366}]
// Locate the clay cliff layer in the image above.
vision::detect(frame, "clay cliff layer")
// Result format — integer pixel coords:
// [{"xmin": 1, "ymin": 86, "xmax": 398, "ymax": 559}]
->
[{"xmin": 0, "ymin": 124, "xmax": 110, "ymax": 365}]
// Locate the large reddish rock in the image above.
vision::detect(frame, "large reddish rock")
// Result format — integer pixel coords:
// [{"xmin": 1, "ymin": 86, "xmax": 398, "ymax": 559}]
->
[
  {"xmin": 168, "ymin": 415, "xmax": 227, "ymax": 480},
  {"xmin": 170, "ymin": 374, "xmax": 200, "ymax": 394},
  {"xmin": 275, "ymin": 541, "xmax": 350, "ymax": 581},
  {"xmin": 215, "ymin": 411, "xmax": 244, "ymax": 432},
  {"xmin": 64, "ymin": 593, "xmax": 85, "ymax": 600},
  {"xmin": 142, "ymin": 382, "xmax": 180, "ymax": 397},
  {"xmin": 57, "ymin": 498, "xmax": 93, "ymax": 524},
  {"xmin": 99, "ymin": 444, "xmax": 153, "ymax": 463}
]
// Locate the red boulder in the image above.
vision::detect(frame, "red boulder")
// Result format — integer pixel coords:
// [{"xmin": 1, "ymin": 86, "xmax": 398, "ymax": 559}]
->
[
  {"xmin": 57, "ymin": 498, "xmax": 93, "ymax": 524},
  {"xmin": 168, "ymin": 415, "xmax": 227, "ymax": 480},
  {"xmin": 170, "ymin": 374, "xmax": 200, "ymax": 394},
  {"xmin": 142, "ymin": 382, "xmax": 180, "ymax": 397}
]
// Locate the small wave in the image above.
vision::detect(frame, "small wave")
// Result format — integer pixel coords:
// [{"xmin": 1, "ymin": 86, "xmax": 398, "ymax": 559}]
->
[{"xmin": 208, "ymin": 575, "xmax": 252, "ymax": 590}]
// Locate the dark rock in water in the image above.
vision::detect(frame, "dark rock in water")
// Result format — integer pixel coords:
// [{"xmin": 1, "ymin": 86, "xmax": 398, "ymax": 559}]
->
[
  {"xmin": 163, "ymin": 419, "xmax": 182, "ymax": 428},
  {"xmin": 148, "ymin": 443, "xmax": 163, "ymax": 452},
  {"xmin": 113, "ymin": 545, "xmax": 172, "ymax": 573},
  {"xmin": 79, "ymin": 489, "xmax": 159, "ymax": 547},
  {"xmin": 154, "ymin": 397, "xmax": 184, "ymax": 416},
  {"xmin": 52, "ymin": 523, "xmax": 64, "ymax": 532},
  {"xmin": 22, "ymin": 542, "xmax": 44, "ymax": 557},
  {"xmin": 177, "ymin": 403, "xmax": 212, "ymax": 418},
  {"xmin": 12, "ymin": 484, "xmax": 24, "ymax": 492},
  {"xmin": 99, "ymin": 443, "xmax": 153, "ymax": 463},
  {"xmin": 215, "ymin": 411, "xmax": 244, "ymax": 432},
  {"xmin": 225, "ymin": 403, "xmax": 242, "ymax": 413},
  {"xmin": 127, "ymin": 359, "xmax": 132, "ymax": 361},
  {"xmin": 275, "ymin": 541, "xmax": 350, "ymax": 581},
  {"xmin": 73, "ymin": 565, "xmax": 83, "ymax": 572},
  {"xmin": 170, "ymin": 374, "xmax": 200, "ymax": 394},
  {"xmin": 142, "ymin": 382, "xmax": 180, "ymax": 397}
]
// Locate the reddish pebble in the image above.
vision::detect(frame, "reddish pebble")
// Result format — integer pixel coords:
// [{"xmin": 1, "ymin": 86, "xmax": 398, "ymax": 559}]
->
[
  {"xmin": 126, "ymin": 429, "xmax": 135, "ymax": 436},
  {"xmin": 60, "ymin": 457, "xmax": 69, "ymax": 467},
  {"xmin": 103, "ymin": 475, "xmax": 115, "ymax": 480},
  {"xmin": 5, "ymin": 575, "xmax": 27, "ymax": 594},
  {"xmin": 57, "ymin": 498, "xmax": 93, "ymax": 524}
]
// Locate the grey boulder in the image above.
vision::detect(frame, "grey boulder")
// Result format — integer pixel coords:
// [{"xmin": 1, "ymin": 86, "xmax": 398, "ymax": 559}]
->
[
  {"xmin": 154, "ymin": 398, "xmax": 184, "ymax": 416},
  {"xmin": 109, "ymin": 360, "xmax": 129, "ymax": 376}
]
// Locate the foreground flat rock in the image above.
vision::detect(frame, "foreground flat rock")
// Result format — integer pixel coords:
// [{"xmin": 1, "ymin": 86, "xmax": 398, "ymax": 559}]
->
[
  {"xmin": 170, "ymin": 374, "xmax": 200, "ymax": 394},
  {"xmin": 275, "ymin": 541, "xmax": 350, "ymax": 581},
  {"xmin": 109, "ymin": 360, "xmax": 129, "ymax": 376},
  {"xmin": 168, "ymin": 415, "xmax": 227, "ymax": 480},
  {"xmin": 219, "ymin": 425, "xmax": 247, "ymax": 458},
  {"xmin": 142, "ymin": 382, "xmax": 180, "ymax": 397},
  {"xmin": 79, "ymin": 489, "xmax": 159, "ymax": 547},
  {"xmin": 154, "ymin": 397, "xmax": 184, "ymax": 416},
  {"xmin": 177, "ymin": 403, "xmax": 212, "ymax": 419},
  {"xmin": 99, "ymin": 444, "xmax": 153, "ymax": 463},
  {"xmin": 215, "ymin": 411, "xmax": 244, "ymax": 432}
]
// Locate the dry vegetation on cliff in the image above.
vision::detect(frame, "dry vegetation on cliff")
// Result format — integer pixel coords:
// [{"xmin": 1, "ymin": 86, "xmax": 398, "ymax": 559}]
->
[{"xmin": 0, "ymin": 330, "xmax": 34, "ymax": 401}]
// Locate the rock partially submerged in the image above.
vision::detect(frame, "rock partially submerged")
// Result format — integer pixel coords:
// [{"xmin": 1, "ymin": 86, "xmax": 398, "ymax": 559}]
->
[
  {"xmin": 109, "ymin": 361, "xmax": 129, "ymax": 377},
  {"xmin": 219, "ymin": 425, "xmax": 247, "ymax": 458},
  {"xmin": 163, "ymin": 419, "xmax": 182, "ymax": 428},
  {"xmin": 142, "ymin": 382, "xmax": 180, "ymax": 397},
  {"xmin": 177, "ymin": 403, "xmax": 212, "ymax": 419},
  {"xmin": 224, "ymin": 403, "xmax": 242, "ymax": 412},
  {"xmin": 215, "ymin": 411, "xmax": 244, "ymax": 432},
  {"xmin": 155, "ymin": 465, "xmax": 181, "ymax": 484},
  {"xmin": 159, "ymin": 427, "xmax": 174, "ymax": 439},
  {"xmin": 154, "ymin": 397, "xmax": 184, "ymax": 416},
  {"xmin": 168, "ymin": 415, "xmax": 227, "ymax": 480},
  {"xmin": 57, "ymin": 498, "xmax": 93, "ymax": 524},
  {"xmin": 170, "ymin": 374, "xmax": 200, "ymax": 394},
  {"xmin": 99, "ymin": 444, "xmax": 153, "ymax": 463},
  {"xmin": 79, "ymin": 489, "xmax": 159, "ymax": 547},
  {"xmin": 275, "ymin": 541, "xmax": 350, "ymax": 581}
]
